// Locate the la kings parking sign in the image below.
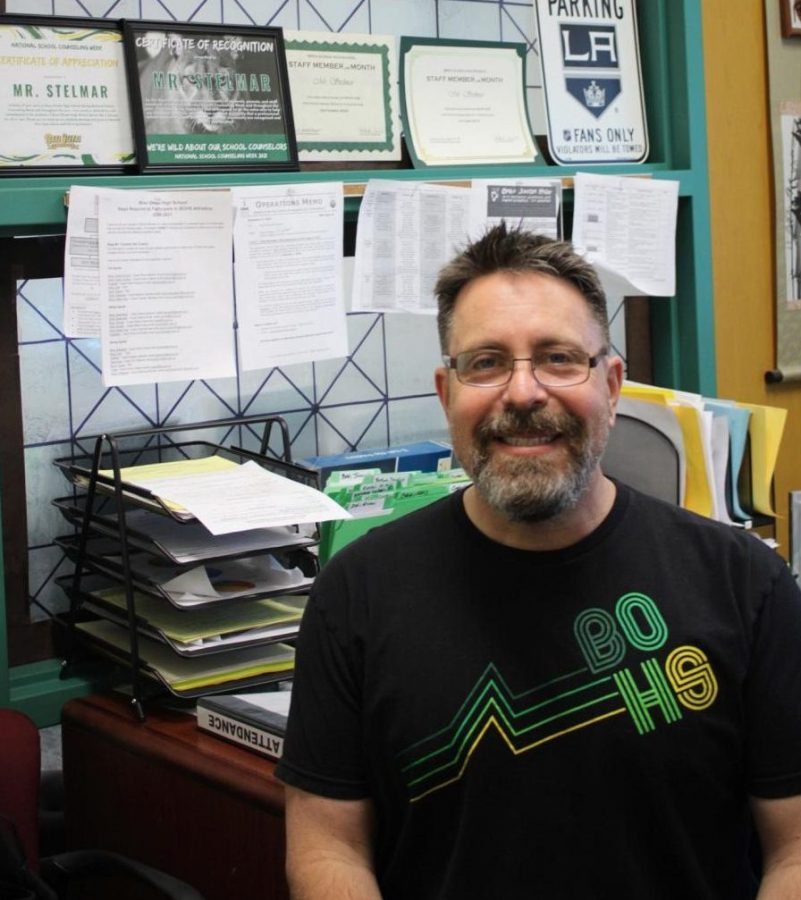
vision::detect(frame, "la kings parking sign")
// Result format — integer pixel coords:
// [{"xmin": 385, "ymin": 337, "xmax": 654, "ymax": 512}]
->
[{"xmin": 535, "ymin": 0, "xmax": 648, "ymax": 164}]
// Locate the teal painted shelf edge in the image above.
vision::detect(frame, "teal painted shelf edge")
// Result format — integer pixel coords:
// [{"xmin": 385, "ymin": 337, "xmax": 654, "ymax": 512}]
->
[
  {"xmin": 0, "ymin": 162, "xmax": 693, "ymax": 234},
  {"xmin": 6, "ymin": 659, "xmax": 104, "ymax": 727}
]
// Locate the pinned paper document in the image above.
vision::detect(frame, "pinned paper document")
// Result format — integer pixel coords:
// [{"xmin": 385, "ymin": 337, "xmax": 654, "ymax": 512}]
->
[{"xmin": 572, "ymin": 172, "xmax": 679, "ymax": 297}]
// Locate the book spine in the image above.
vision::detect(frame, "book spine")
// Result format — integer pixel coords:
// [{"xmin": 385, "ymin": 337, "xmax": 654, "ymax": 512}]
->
[{"xmin": 197, "ymin": 706, "xmax": 284, "ymax": 760}]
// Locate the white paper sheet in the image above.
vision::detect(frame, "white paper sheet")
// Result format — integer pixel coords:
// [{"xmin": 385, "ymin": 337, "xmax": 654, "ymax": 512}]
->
[
  {"xmin": 571, "ymin": 173, "xmax": 679, "ymax": 297},
  {"xmin": 232, "ymin": 183, "xmax": 347, "ymax": 370},
  {"xmin": 468, "ymin": 178, "xmax": 562, "ymax": 242},
  {"xmin": 98, "ymin": 188, "xmax": 236, "ymax": 386},
  {"xmin": 127, "ymin": 459, "xmax": 351, "ymax": 535},
  {"xmin": 77, "ymin": 619, "xmax": 294, "ymax": 689},
  {"xmin": 161, "ymin": 556, "xmax": 308, "ymax": 604},
  {"xmin": 117, "ymin": 508, "xmax": 310, "ymax": 563},
  {"xmin": 709, "ymin": 413, "xmax": 735, "ymax": 526},
  {"xmin": 63, "ymin": 185, "xmax": 120, "ymax": 338},
  {"xmin": 352, "ymin": 180, "xmax": 470, "ymax": 313}
]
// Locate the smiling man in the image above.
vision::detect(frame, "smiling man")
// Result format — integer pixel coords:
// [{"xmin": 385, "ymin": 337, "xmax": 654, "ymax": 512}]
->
[
  {"xmin": 276, "ymin": 224, "xmax": 801, "ymax": 899},
  {"xmin": 434, "ymin": 240, "xmax": 620, "ymax": 548}
]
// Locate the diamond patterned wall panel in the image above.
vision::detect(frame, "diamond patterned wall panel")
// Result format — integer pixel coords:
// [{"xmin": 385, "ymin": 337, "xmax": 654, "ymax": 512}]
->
[
  {"xmin": 369, "ymin": 0, "xmax": 436, "ymax": 36},
  {"xmin": 138, "ymin": 0, "xmax": 222, "ymax": 22},
  {"xmin": 223, "ymin": 0, "xmax": 300, "ymax": 28},
  {"xmin": 438, "ymin": 0, "xmax": 503, "ymax": 40},
  {"xmin": 384, "ymin": 312, "xmax": 441, "ymax": 397},
  {"xmin": 52, "ymin": 0, "xmax": 141, "ymax": 16},
  {"xmin": 298, "ymin": 0, "xmax": 371, "ymax": 32},
  {"xmin": 19, "ymin": 343, "xmax": 70, "ymax": 446}
]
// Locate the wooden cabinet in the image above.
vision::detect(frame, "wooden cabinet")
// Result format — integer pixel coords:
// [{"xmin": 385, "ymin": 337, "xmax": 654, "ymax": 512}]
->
[{"xmin": 62, "ymin": 692, "xmax": 290, "ymax": 900}]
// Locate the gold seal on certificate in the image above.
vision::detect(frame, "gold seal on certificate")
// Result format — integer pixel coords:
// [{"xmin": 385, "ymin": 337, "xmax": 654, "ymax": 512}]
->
[
  {"xmin": 399, "ymin": 37, "xmax": 540, "ymax": 168},
  {"xmin": 284, "ymin": 31, "xmax": 401, "ymax": 162},
  {"xmin": 0, "ymin": 15, "xmax": 135, "ymax": 174}
]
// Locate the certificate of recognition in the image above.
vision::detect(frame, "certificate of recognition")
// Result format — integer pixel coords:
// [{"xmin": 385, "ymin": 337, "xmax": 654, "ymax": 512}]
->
[
  {"xmin": 400, "ymin": 38, "xmax": 539, "ymax": 168},
  {"xmin": 534, "ymin": 0, "xmax": 648, "ymax": 164},
  {"xmin": 284, "ymin": 31, "xmax": 400, "ymax": 161},
  {"xmin": 123, "ymin": 21, "xmax": 297, "ymax": 173},
  {"xmin": 0, "ymin": 16, "xmax": 135, "ymax": 172}
]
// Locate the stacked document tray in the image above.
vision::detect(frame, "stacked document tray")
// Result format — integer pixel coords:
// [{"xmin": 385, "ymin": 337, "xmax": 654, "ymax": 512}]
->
[
  {"xmin": 57, "ymin": 570, "xmax": 308, "ymax": 656},
  {"xmin": 53, "ymin": 416, "xmax": 325, "ymax": 715}
]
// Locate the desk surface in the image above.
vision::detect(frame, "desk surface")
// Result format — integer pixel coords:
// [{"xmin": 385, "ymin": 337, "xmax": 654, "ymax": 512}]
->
[{"xmin": 62, "ymin": 693, "xmax": 289, "ymax": 900}]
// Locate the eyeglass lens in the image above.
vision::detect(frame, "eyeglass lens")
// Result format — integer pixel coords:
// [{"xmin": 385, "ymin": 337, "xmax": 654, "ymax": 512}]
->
[{"xmin": 455, "ymin": 350, "xmax": 593, "ymax": 387}]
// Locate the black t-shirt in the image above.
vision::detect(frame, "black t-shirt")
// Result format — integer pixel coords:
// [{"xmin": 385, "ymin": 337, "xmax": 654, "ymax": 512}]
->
[{"xmin": 276, "ymin": 483, "xmax": 801, "ymax": 899}]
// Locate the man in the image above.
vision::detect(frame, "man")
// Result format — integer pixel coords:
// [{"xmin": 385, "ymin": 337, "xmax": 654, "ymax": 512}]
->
[{"xmin": 276, "ymin": 224, "xmax": 801, "ymax": 898}]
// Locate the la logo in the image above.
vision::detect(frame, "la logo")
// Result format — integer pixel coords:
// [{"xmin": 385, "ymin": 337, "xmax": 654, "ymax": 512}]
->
[{"xmin": 560, "ymin": 24, "xmax": 618, "ymax": 66}]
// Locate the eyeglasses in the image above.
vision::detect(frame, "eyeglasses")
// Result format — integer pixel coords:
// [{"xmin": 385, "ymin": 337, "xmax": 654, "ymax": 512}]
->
[{"xmin": 443, "ymin": 348, "xmax": 608, "ymax": 388}]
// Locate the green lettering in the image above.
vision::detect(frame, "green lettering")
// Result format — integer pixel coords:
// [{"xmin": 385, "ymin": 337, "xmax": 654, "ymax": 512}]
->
[{"xmin": 615, "ymin": 593, "xmax": 668, "ymax": 652}]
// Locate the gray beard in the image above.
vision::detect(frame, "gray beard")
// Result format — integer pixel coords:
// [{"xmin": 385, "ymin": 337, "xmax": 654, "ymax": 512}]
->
[{"xmin": 467, "ymin": 406, "xmax": 606, "ymax": 523}]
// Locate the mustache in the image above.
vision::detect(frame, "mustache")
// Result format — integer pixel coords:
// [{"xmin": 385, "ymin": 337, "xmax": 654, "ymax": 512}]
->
[{"xmin": 475, "ymin": 406, "xmax": 585, "ymax": 444}]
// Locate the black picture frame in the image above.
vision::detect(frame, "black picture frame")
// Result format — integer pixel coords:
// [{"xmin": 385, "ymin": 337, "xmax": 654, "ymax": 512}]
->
[
  {"xmin": 0, "ymin": 14, "xmax": 136, "ymax": 176},
  {"xmin": 123, "ymin": 20, "xmax": 298, "ymax": 174},
  {"xmin": 781, "ymin": 0, "xmax": 801, "ymax": 37}
]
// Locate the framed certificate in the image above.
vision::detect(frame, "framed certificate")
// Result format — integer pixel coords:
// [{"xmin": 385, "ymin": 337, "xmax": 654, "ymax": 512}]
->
[
  {"xmin": 399, "ymin": 37, "xmax": 540, "ymax": 168},
  {"xmin": 123, "ymin": 21, "xmax": 298, "ymax": 173},
  {"xmin": 0, "ymin": 14, "xmax": 135, "ymax": 175},
  {"xmin": 284, "ymin": 31, "xmax": 401, "ymax": 162},
  {"xmin": 781, "ymin": 0, "xmax": 801, "ymax": 38},
  {"xmin": 534, "ymin": 0, "xmax": 649, "ymax": 165}
]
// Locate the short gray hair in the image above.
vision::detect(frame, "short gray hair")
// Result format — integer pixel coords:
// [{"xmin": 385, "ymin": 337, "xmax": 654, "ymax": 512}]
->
[{"xmin": 435, "ymin": 222, "xmax": 609, "ymax": 352}]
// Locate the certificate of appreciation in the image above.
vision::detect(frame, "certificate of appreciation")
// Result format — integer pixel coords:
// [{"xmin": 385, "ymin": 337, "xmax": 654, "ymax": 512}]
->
[
  {"xmin": 400, "ymin": 38, "xmax": 539, "ymax": 168},
  {"xmin": 534, "ymin": 0, "xmax": 648, "ymax": 164},
  {"xmin": 0, "ymin": 16, "xmax": 135, "ymax": 172},
  {"xmin": 285, "ymin": 31, "xmax": 400, "ymax": 161}
]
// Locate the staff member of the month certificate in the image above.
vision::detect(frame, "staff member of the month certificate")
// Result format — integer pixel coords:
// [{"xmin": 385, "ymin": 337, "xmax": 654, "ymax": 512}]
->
[{"xmin": 401, "ymin": 38, "xmax": 539, "ymax": 168}]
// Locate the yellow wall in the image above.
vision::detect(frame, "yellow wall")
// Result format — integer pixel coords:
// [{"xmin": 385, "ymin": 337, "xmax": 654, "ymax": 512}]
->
[{"xmin": 703, "ymin": 1, "xmax": 798, "ymax": 553}]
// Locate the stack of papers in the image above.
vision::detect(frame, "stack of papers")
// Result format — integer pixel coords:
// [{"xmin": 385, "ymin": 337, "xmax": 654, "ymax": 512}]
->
[
  {"xmin": 618, "ymin": 382, "xmax": 787, "ymax": 524},
  {"xmin": 77, "ymin": 619, "xmax": 295, "ymax": 693},
  {"xmin": 74, "ymin": 454, "xmax": 349, "ymax": 533},
  {"xmin": 60, "ymin": 534, "xmax": 313, "ymax": 608},
  {"xmin": 86, "ymin": 580, "xmax": 306, "ymax": 655},
  {"xmin": 120, "ymin": 457, "xmax": 350, "ymax": 534},
  {"xmin": 94, "ymin": 456, "xmax": 239, "ymax": 519},
  {"xmin": 55, "ymin": 497, "xmax": 281, "ymax": 564},
  {"xmin": 112, "ymin": 507, "xmax": 314, "ymax": 564},
  {"xmin": 122, "ymin": 553, "xmax": 311, "ymax": 606}
]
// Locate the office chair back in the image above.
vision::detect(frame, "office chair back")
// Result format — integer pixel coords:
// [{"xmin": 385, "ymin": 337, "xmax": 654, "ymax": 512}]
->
[
  {"xmin": 0, "ymin": 708, "xmax": 206, "ymax": 900},
  {"xmin": 0, "ymin": 709, "xmax": 41, "ymax": 872},
  {"xmin": 602, "ymin": 400, "xmax": 684, "ymax": 506},
  {"xmin": 0, "ymin": 709, "xmax": 58, "ymax": 899}
]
